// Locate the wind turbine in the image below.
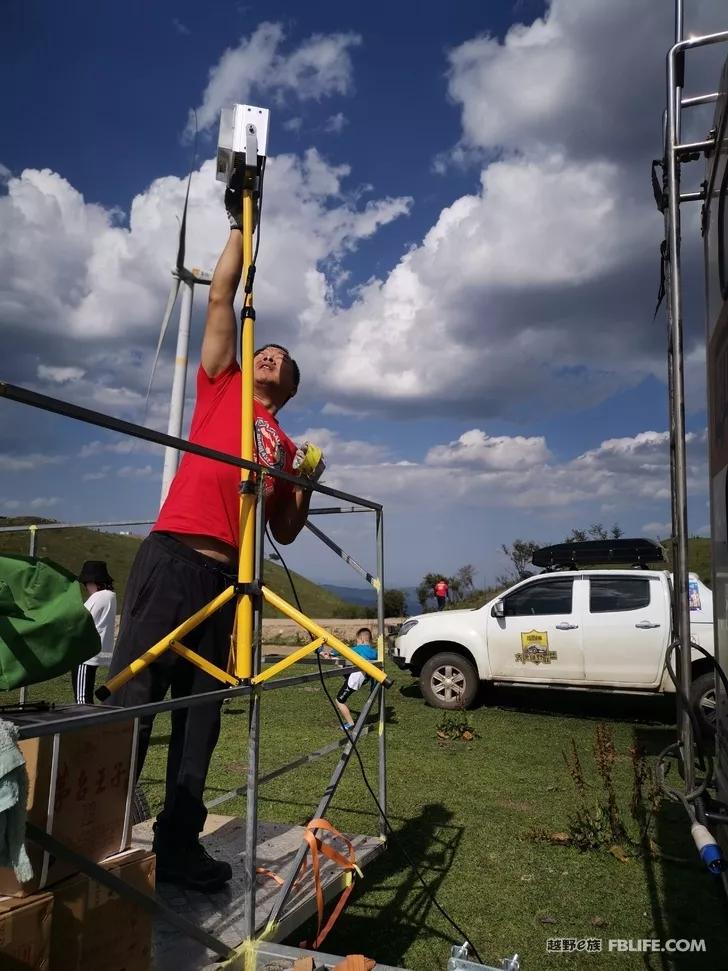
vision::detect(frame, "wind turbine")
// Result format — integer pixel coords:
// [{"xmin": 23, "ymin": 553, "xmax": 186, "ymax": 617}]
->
[{"xmin": 145, "ymin": 159, "xmax": 212, "ymax": 505}]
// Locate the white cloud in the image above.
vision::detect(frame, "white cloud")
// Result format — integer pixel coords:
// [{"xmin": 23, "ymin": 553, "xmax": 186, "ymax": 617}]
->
[
  {"xmin": 297, "ymin": 427, "xmax": 390, "ymax": 465},
  {"xmin": 642, "ymin": 521, "xmax": 672, "ymax": 538},
  {"xmin": 0, "ymin": 153, "xmax": 410, "ymax": 423},
  {"xmin": 283, "ymin": 117, "xmax": 303, "ymax": 132},
  {"xmin": 172, "ymin": 18, "xmax": 190, "ymax": 36},
  {"xmin": 294, "ymin": 0, "xmax": 723, "ymax": 418},
  {"xmin": 1, "ymin": 452, "xmax": 65, "ymax": 472},
  {"xmin": 187, "ymin": 23, "xmax": 361, "ymax": 136},
  {"xmin": 79, "ymin": 439, "xmax": 153, "ymax": 458},
  {"xmin": 0, "ymin": 163, "xmax": 11, "ymax": 185},
  {"xmin": 317, "ymin": 425, "xmax": 706, "ymax": 514},
  {"xmin": 117, "ymin": 465, "xmax": 155, "ymax": 479},
  {"xmin": 29, "ymin": 497, "xmax": 60, "ymax": 509},
  {"xmin": 37, "ymin": 365, "xmax": 85, "ymax": 384},
  {"xmin": 426, "ymin": 429, "xmax": 551, "ymax": 470},
  {"xmin": 324, "ymin": 113, "xmax": 347, "ymax": 134}
]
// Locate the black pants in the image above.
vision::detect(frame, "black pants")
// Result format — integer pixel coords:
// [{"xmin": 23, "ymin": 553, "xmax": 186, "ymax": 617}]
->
[
  {"xmin": 72, "ymin": 664, "xmax": 98, "ymax": 704},
  {"xmin": 436, "ymin": 596, "xmax": 446, "ymax": 611},
  {"xmin": 107, "ymin": 532, "xmax": 235, "ymax": 846}
]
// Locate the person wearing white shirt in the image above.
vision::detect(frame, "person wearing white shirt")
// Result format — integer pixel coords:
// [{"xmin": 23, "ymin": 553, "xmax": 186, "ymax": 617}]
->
[{"xmin": 73, "ymin": 560, "xmax": 117, "ymax": 704}]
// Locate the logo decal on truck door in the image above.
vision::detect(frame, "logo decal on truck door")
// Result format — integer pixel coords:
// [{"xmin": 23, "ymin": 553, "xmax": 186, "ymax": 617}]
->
[{"xmin": 515, "ymin": 630, "xmax": 558, "ymax": 665}]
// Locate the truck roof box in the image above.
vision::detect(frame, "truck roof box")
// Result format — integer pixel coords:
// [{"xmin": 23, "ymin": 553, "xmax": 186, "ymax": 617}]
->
[{"xmin": 532, "ymin": 538, "xmax": 666, "ymax": 570}]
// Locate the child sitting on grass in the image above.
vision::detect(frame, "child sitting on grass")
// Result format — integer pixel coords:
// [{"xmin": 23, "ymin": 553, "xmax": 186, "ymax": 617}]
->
[{"xmin": 321, "ymin": 627, "xmax": 378, "ymax": 730}]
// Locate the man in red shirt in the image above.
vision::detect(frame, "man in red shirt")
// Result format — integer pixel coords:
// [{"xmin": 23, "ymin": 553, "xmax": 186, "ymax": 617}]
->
[
  {"xmin": 434, "ymin": 579, "xmax": 449, "ymax": 611},
  {"xmin": 107, "ymin": 194, "xmax": 317, "ymax": 891}
]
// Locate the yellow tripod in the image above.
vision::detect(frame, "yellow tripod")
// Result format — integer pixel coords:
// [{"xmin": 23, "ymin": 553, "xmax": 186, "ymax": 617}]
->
[{"xmin": 98, "ymin": 166, "xmax": 389, "ymax": 701}]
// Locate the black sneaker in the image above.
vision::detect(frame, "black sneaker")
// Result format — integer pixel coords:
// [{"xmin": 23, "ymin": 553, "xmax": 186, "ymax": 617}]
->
[{"xmin": 154, "ymin": 839, "xmax": 233, "ymax": 893}]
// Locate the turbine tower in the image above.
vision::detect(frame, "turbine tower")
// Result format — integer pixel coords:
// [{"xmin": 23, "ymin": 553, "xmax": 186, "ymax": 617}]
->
[{"xmin": 145, "ymin": 167, "xmax": 211, "ymax": 505}]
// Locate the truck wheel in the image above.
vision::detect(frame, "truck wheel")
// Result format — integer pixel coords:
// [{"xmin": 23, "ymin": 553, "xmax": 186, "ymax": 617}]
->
[
  {"xmin": 420, "ymin": 653, "xmax": 478, "ymax": 709},
  {"xmin": 690, "ymin": 672, "xmax": 717, "ymax": 739}
]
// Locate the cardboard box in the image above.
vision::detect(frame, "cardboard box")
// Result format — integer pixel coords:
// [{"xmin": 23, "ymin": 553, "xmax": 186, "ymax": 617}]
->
[
  {"xmin": 50, "ymin": 849, "xmax": 155, "ymax": 971},
  {"xmin": 0, "ymin": 706, "xmax": 138, "ymax": 896},
  {"xmin": 0, "ymin": 891, "xmax": 53, "ymax": 969}
]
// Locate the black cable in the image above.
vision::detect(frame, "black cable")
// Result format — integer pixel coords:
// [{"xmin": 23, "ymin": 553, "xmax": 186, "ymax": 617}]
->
[
  {"xmin": 664, "ymin": 639, "xmax": 709, "ymax": 765},
  {"xmin": 253, "ymin": 156, "xmax": 266, "ymax": 266},
  {"xmin": 686, "ymin": 639, "xmax": 728, "ymax": 700},
  {"xmin": 265, "ymin": 528, "xmax": 485, "ymax": 965}
]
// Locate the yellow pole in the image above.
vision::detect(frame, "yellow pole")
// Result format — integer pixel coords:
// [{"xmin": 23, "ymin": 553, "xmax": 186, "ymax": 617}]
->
[
  {"xmin": 261, "ymin": 586, "xmax": 390, "ymax": 686},
  {"xmin": 170, "ymin": 640, "xmax": 241, "ymax": 686},
  {"xmin": 251, "ymin": 637, "xmax": 326, "ymax": 685},
  {"xmin": 235, "ymin": 188, "xmax": 257, "ymax": 680}
]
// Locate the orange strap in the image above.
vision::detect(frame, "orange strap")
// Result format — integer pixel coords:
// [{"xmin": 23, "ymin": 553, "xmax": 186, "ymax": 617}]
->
[
  {"xmin": 301, "ymin": 818, "xmax": 360, "ymax": 950},
  {"xmin": 255, "ymin": 818, "xmax": 360, "ymax": 950}
]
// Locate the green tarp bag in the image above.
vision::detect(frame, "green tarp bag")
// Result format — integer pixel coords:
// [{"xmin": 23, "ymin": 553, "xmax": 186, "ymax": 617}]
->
[{"xmin": 0, "ymin": 554, "xmax": 101, "ymax": 690}]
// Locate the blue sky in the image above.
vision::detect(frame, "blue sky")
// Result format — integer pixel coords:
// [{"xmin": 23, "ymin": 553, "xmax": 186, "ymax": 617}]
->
[{"xmin": 1, "ymin": 0, "xmax": 726, "ymax": 590}]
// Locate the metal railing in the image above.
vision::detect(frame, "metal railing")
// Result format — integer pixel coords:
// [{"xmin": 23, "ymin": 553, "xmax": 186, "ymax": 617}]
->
[{"xmin": 0, "ymin": 379, "xmax": 389, "ymax": 960}]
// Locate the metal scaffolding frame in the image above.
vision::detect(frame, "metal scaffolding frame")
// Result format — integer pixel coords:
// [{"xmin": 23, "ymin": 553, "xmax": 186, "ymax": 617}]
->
[
  {"xmin": 0, "ymin": 379, "xmax": 389, "ymax": 963},
  {"xmin": 660, "ymin": 4, "xmax": 728, "ymax": 794}
]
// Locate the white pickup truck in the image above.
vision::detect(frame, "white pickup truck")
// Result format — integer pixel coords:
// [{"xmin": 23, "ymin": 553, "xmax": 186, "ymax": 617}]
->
[{"xmin": 392, "ymin": 567, "xmax": 716, "ymax": 731}]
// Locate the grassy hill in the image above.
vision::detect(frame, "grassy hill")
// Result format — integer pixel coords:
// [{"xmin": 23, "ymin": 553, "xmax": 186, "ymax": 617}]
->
[{"xmin": 0, "ymin": 516, "xmax": 368, "ymax": 618}]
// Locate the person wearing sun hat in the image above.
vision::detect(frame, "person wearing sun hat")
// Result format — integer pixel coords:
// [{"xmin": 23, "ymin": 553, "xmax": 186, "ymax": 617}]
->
[{"xmin": 73, "ymin": 560, "xmax": 116, "ymax": 705}]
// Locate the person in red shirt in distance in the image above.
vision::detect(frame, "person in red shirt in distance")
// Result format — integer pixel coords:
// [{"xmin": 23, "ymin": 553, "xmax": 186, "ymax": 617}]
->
[
  {"xmin": 434, "ymin": 579, "xmax": 449, "ymax": 611},
  {"xmin": 107, "ymin": 188, "xmax": 321, "ymax": 892}
]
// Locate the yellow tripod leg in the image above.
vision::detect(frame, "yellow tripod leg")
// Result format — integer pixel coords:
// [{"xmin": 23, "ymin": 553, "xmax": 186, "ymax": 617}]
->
[
  {"xmin": 170, "ymin": 640, "xmax": 241, "ymax": 686},
  {"xmin": 251, "ymin": 637, "xmax": 325, "ymax": 685},
  {"xmin": 97, "ymin": 585, "xmax": 237, "ymax": 699},
  {"xmin": 260, "ymin": 586, "xmax": 392, "ymax": 687}
]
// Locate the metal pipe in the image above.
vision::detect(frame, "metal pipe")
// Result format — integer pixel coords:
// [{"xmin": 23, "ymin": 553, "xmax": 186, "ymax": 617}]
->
[
  {"xmin": 681, "ymin": 92, "xmax": 719, "ymax": 107},
  {"xmin": 304, "ymin": 520, "xmax": 376, "ymax": 584},
  {"xmin": 0, "ymin": 382, "xmax": 383, "ymax": 510},
  {"xmin": 666, "ymin": 34, "xmax": 694, "ymax": 791},
  {"xmin": 12, "ymin": 667, "xmax": 350, "ymax": 740},
  {"xmin": 160, "ymin": 277, "xmax": 193, "ymax": 504},
  {"xmin": 675, "ymin": 138, "xmax": 715, "ymax": 156},
  {"xmin": 308, "ymin": 507, "xmax": 372, "ymax": 516},
  {"xmin": 264, "ymin": 684, "xmax": 383, "ymax": 928},
  {"xmin": 0, "ymin": 520, "xmax": 154, "ymax": 533},
  {"xmin": 19, "ymin": 528, "xmax": 37, "ymax": 705},
  {"xmin": 242, "ymin": 477, "xmax": 266, "ymax": 940},
  {"xmin": 679, "ymin": 191, "xmax": 705, "ymax": 202},
  {"xmin": 376, "ymin": 509, "xmax": 387, "ymax": 843},
  {"xmin": 205, "ymin": 724, "xmax": 373, "ymax": 808}
]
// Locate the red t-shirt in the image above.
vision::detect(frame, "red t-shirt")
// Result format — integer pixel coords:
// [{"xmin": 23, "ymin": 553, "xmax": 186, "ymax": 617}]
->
[
  {"xmin": 434, "ymin": 581, "xmax": 448, "ymax": 598},
  {"xmin": 154, "ymin": 363, "xmax": 298, "ymax": 548}
]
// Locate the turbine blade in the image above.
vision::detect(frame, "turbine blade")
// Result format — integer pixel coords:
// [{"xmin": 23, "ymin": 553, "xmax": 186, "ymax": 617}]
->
[
  {"xmin": 143, "ymin": 275, "xmax": 180, "ymax": 421},
  {"xmin": 176, "ymin": 111, "xmax": 198, "ymax": 272}
]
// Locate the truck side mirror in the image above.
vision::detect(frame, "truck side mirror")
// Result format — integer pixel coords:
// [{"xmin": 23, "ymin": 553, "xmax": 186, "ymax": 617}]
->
[{"xmin": 491, "ymin": 600, "xmax": 505, "ymax": 618}]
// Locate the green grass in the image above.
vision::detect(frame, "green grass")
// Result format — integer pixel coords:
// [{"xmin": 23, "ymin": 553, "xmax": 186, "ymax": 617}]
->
[
  {"xmin": 0, "ymin": 516, "xmax": 367, "ymax": 617},
  {"xmin": 7, "ymin": 666, "xmax": 728, "ymax": 969}
]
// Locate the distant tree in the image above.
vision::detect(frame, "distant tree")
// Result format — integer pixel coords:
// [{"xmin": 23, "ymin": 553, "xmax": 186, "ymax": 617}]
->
[
  {"xmin": 566, "ymin": 523, "xmax": 624, "ymax": 542},
  {"xmin": 417, "ymin": 572, "xmax": 441, "ymax": 611},
  {"xmin": 565, "ymin": 528, "xmax": 588, "ymax": 543},
  {"xmin": 383, "ymin": 588, "xmax": 406, "ymax": 617},
  {"xmin": 497, "ymin": 540, "xmax": 539, "ymax": 585},
  {"xmin": 455, "ymin": 564, "xmax": 476, "ymax": 595}
]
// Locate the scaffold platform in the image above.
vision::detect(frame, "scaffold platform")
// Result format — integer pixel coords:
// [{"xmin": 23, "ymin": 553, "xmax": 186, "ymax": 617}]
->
[{"xmin": 133, "ymin": 814, "xmax": 386, "ymax": 970}]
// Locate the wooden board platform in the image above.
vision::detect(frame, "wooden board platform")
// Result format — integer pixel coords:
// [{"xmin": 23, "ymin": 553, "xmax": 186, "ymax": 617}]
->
[{"xmin": 132, "ymin": 814, "xmax": 386, "ymax": 971}]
